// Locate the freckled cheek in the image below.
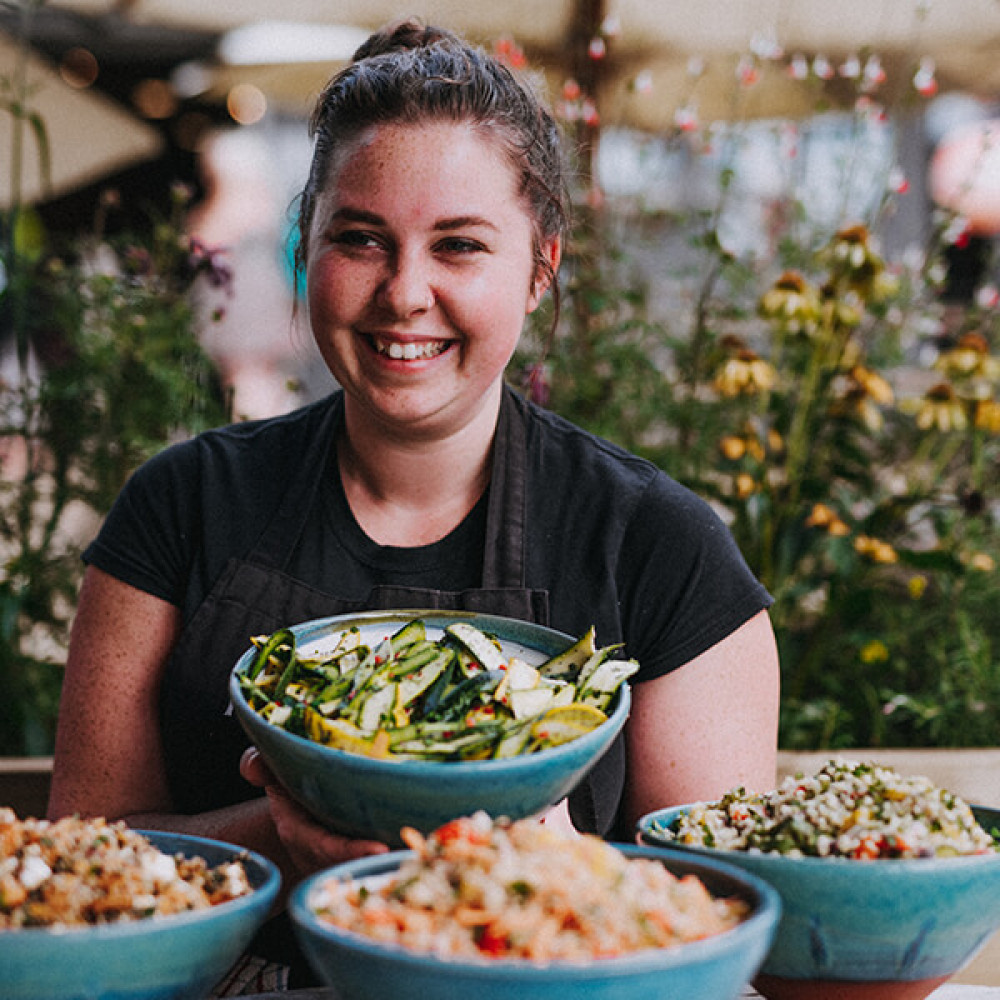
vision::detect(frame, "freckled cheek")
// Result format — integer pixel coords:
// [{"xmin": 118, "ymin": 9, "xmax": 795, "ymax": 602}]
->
[{"xmin": 306, "ymin": 262, "xmax": 365, "ymax": 329}]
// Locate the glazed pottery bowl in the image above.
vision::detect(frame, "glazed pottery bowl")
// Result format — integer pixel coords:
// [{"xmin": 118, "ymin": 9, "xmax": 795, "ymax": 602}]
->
[
  {"xmin": 229, "ymin": 610, "xmax": 631, "ymax": 847},
  {"xmin": 0, "ymin": 830, "xmax": 280, "ymax": 1000},
  {"xmin": 637, "ymin": 805, "xmax": 1000, "ymax": 1000},
  {"xmin": 289, "ymin": 843, "xmax": 780, "ymax": 1000}
]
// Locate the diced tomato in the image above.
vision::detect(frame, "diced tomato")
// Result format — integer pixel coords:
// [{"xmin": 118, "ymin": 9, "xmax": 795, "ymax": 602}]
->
[
  {"xmin": 434, "ymin": 818, "xmax": 490, "ymax": 846},
  {"xmin": 852, "ymin": 835, "xmax": 885, "ymax": 860},
  {"xmin": 476, "ymin": 924, "xmax": 509, "ymax": 956}
]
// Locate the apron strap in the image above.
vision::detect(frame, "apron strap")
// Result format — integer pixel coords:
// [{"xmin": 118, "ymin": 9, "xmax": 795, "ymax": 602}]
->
[
  {"xmin": 250, "ymin": 394, "xmax": 344, "ymax": 572},
  {"xmin": 482, "ymin": 385, "xmax": 529, "ymax": 590}
]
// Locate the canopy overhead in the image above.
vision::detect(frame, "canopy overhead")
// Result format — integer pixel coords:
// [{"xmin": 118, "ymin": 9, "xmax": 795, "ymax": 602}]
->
[
  {"xmin": 5, "ymin": 0, "xmax": 1000, "ymax": 207},
  {"xmin": 1, "ymin": 30, "xmax": 163, "ymax": 209},
  {"xmin": 36, "ymin": 0, "xmax": 1000, "ymax": 126}
]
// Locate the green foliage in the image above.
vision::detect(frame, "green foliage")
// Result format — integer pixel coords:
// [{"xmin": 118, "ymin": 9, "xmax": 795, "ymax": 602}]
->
[
  {"xmin": 513, "ymin": 157, "xmax": 1000, "ymax": 753},
  {"xmin": 0, "ymin": 189, "xmax": 229, "ymax": 755}
]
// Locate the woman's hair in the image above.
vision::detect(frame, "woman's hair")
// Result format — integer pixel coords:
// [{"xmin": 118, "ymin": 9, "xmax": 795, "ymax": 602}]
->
[{"xmin": 295, "ymin": 19, "xmax": 568, "ymax": 320}]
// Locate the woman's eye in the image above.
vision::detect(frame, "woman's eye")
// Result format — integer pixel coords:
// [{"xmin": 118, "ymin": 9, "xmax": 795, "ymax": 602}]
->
[
  {"xmin": 332, "ymin": 230, "xmax": 382, "ymax": 249},
  {"xmin": 437, "ymin": 237, "xmax": 486, "ymax": 255}
]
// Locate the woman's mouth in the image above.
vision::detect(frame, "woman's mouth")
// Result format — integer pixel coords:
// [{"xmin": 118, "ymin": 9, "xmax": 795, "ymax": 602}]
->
[{"xmin": 369, "ymin": 336, "xmax": 450, "ymax": 361}]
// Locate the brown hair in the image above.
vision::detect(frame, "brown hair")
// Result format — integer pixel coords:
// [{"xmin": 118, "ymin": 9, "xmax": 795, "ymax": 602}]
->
[{"xmin": 295, "ymin": 19, "xmax": 568, "ymax": 320}]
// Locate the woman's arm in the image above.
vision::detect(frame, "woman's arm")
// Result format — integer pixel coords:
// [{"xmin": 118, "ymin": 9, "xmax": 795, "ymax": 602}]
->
[
  {"xmin": 622, "ymin": 608, "xmax": 780, "ymax": 830},
  {"xmin": 48, "ymin": 566, "xmax": 385, "ymax": 889},
  {"xmin": 49, "ymin": 566, "xmax": 181, "ymax": 821}
]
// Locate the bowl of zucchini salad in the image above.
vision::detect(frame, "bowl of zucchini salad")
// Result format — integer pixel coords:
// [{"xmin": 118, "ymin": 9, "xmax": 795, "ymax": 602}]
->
[
  {"xmin": 289, "ymin": 811, "xmax": 781, "ymax": 1000},
  {"xmin": 0, "ymin": 810, "xmax": 280, "ymax": 1000},
  {"xmin": 230, "ymin": 610, "xmax": 636, "ymax": 845},
  {"xmin": 637, "ymin": 757, "xmax": 1000, "ymax": 1000}
]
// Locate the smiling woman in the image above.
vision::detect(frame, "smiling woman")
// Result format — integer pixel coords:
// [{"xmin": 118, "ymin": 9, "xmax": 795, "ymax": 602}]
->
[
  {"xmin": 47, "ymin": 17, "xmax": 778, "ymax": 991},
  {"xmin": 304, "ymin": 120, "xmax": 549, "ymax": 455}
]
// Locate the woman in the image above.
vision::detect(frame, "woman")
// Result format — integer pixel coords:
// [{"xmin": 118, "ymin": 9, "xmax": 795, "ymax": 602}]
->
[{"xmin": 48, "ymin": 17, "xmax": 779, "ymax": 981}]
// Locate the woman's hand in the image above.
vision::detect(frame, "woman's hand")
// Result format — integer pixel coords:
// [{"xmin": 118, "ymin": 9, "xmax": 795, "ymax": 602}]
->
[{"xmin": 239, "ymin": 747, "xmax": 389, "ymax": 875}]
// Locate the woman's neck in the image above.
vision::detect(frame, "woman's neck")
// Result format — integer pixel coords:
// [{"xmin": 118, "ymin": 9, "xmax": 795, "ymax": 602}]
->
[{"xmin": 337, "ymin": 393, "xmax": 501, "ymax": 547}]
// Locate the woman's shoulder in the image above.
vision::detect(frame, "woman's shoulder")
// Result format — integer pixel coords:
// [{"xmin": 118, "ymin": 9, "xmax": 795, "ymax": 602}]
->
[
  {"xmin": 515, "ymin": 389, "xmax": 659, "ymax": 484},
  {"xmin": 141, "ymin": 393, "xmax": 342, "ymax": 483},
  {"xmin": 515, "ymin": 388, "xmax": 700, "ymax": 514}
]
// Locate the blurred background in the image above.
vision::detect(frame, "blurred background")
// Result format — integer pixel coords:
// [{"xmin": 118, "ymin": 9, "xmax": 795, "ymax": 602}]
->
[
  {"xmin": 2, "ymin": 0, "xmax": 1000, "ymax": 764},
  {"xmin": 5, "ymin": 1, "xmax": 1000, "ymax": 412}
]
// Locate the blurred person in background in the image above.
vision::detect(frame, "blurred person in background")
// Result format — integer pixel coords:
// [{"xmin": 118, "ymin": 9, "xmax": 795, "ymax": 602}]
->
[{"xmin": 188, "ymin": 127, "xmax": 328, "ymax": 419}]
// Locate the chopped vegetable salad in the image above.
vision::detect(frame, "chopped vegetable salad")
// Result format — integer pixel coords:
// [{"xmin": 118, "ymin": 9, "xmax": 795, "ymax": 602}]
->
[
  {"xmin": 309, "ymin": 812, "xmax": 747, "ymax": 961},
  {"xmin": 659, "ymin": 758, "xmax": 999, "ymax": 859},
  {"xmin": 237, "ymin": 618, "xmax": 637, "ymax": 761}
]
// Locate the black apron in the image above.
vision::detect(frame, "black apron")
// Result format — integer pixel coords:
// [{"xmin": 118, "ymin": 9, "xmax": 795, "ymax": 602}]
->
[
  {"xmin": 160, "ymin": 389, "xmax": 553, "ymax": 817},
  {"xmin": 160, "ymin": 389, "xmax": 626, "ymax": 986}
]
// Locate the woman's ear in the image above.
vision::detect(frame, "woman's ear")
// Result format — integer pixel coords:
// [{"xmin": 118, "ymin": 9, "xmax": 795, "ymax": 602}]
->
[{"xmin": 527, "ymin": 235, "xmax": 563, "ymax": 314}]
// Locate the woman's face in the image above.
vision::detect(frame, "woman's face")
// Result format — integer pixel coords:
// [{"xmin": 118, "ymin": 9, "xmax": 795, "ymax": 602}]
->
[{"xmin": 305, "ymin": 120, "xmax": 555, "ymax": 440}]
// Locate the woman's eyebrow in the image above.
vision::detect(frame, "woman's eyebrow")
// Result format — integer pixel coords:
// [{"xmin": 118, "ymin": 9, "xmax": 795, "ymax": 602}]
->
[
  {"xmin": 330, "ymin": 207, "xmax": 384, "ymax": 225},
  {"xmin": 329, "ymin": 207, "xmax": 498, "ymax": 232},
  {"xmin": 435, "ymin": 215, "xmax": 498, "ymax": 232}
]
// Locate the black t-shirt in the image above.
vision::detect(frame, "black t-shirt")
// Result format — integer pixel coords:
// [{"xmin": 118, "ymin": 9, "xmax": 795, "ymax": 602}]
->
[{"xmin": 85, "ymin": 389, "xmax": 771, "ymax": 683}]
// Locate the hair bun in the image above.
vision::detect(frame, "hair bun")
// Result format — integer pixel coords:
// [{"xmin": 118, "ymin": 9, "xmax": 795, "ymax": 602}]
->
[{"xmin": 352, "ymin": 18, "xmax": 459, "ymax": 61}]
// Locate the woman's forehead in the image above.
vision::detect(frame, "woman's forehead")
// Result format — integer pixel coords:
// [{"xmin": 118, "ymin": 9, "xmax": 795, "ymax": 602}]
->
[{"xmin": 318, "ymin": 120, "xmax": 523, "ymax": 208}]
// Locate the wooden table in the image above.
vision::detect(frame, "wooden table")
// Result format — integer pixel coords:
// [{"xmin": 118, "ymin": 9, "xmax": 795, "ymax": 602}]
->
[{"xmin": 233, "ymin": 987, "xmax": 1000, "ymax": 999}]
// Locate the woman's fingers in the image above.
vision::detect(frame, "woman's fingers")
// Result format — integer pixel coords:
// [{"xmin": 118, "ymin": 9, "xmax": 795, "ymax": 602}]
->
[
  {"xmin": 239, "ymin": 745, "xmax": 276, "ymax": 787},
  {"xmin": 264, "ymin": 781, "xmax": 389, "ymax": 872},
  {"xmin": 240, "ymin": 745, "xmax": 389, "ymax": 872}
]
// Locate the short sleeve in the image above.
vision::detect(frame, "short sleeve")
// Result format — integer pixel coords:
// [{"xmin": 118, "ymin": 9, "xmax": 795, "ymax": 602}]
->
[
  {"xmin": 83, "ymin": 440, "xmax": 201, "ymax": 606},
  {"xmin": 617, "ymin": 471, "xmax": 772, "ymax": 681}
]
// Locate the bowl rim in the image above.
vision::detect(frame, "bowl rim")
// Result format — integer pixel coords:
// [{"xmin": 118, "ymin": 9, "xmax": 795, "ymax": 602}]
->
[
  {"xmin": 636, "ymin": 803, "xmax": 1000, "ymax": 870},
  {"xmin": 229, "ymin": 609, "xmax": 632, "ymax": 773},
  {"xmin": 0, "ymin": 829, "xmax": 281, "ymax": 940},
  {"xmin": 289, "ymin": 841, "xmax": 781, "ymax": 977}
]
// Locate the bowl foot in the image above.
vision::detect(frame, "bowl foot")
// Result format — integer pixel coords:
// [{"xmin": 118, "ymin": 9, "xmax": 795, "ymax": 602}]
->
[{"xmin": 753, "ymin": 973, "xmax": 951, "ymax": 1000}]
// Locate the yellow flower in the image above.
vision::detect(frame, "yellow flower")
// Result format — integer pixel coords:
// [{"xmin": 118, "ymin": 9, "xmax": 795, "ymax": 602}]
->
[
  {"xmin": 805, "ymin": 503, "xmax": 850, "ymax": 536},
  {"xmin": 860, "ymin": 639, "xmax": 890, "ymax": 664},
  {"xmin": 914, "ymin": 383, "xmax": 968, "ymax": 432},
  {"xmin": 974, "ymin": 399, "xmax": 1000, "ymax": 434},
  {"xmin": 850, "ymin": 365, "xmax": 894, "ymax": 405},
  {"xmin": 719, "ymin": 435, "xmax": 746, "ymax": 460},
  {"xmin": 935, "ymin": 332, "xmax": 1000, "ymax": 382},
  {"xmin": 968, "ymin": 552, "xmax": 996, "ymax": 572},
  {"xmin": 822, "ymin": 224, "xmax": 886, "ymax": 295},
  {"xmin": 832, "ymin": 367, "xmax": 893, "ymax": 431},
  {"xmin": 735, "ymin": 473, "xmax": 757, "ymax": 498},
  {"xmin": 759, "ymin": 271, "xmax": 822, "ymax": 336},
  {"xmin": 854, "ymin": 535, "xmax": 898, "ymax": 564},
  {"xmin": 713, "ymin": 349, "xmax": 778, "ymax": 397},
  {"xmin": 908, "ymin": 575, "xmax": 928, "ymax": 600},
  {"xmin": 805, "ymin": 503, "xmax": 835, "ymax": 527}
]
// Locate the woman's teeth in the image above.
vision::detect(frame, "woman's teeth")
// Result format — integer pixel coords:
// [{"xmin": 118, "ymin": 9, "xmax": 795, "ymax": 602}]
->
[{"xmin": 374, "ymin": 339, "xmax": 449, "ymax": 360}]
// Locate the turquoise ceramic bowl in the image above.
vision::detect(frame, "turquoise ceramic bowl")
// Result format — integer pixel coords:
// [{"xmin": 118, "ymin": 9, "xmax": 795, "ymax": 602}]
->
[
  {"xmin": 638, "ymin": 805, "xmax": 1000, "ymax": 997},
  {"xmin": 0, "ymin": 830, "xmax": 280, "ymax": 1000},
  {"xmin": 289, "ymin": 843, "xmax": 780, "ymax": 1000},
  {"xmin": 229, "ymin": 610, "xmax": 631, "ymax": 847}
]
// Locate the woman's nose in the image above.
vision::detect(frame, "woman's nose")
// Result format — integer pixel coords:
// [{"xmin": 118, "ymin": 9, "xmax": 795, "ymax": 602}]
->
[{"xmin": 376, "ymin": 251, "xmax": 435, "ymax": 317}]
